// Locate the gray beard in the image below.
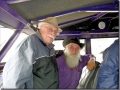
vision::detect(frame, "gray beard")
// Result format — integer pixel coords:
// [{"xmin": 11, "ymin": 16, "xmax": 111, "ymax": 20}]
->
[{"xmin": 64, "ymin": 48, "xmax": 82, "ymax": 68}]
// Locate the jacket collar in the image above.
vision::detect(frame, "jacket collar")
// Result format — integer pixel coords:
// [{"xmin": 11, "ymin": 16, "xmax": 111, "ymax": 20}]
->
[{"xmin": 35, "ymin": 31, "xmax": 54, "ymax": 49}]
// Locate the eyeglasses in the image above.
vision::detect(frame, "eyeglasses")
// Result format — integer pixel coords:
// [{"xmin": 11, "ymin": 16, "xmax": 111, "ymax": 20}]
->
[{"xmin": 43, "ymin": 26, "xmax": 58, "ymax": 35}]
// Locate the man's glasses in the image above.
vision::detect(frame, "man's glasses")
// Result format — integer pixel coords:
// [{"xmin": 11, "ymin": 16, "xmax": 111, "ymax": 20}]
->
[{"xmin": 43, "ymin": 26, "xmax": 58, "ymax": 35}]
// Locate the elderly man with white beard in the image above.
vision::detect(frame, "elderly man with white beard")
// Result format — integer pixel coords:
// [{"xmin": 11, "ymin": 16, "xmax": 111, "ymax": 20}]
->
[{"xmin": 56, "ymin": 37, "xmax": 96, "ymax": 89}]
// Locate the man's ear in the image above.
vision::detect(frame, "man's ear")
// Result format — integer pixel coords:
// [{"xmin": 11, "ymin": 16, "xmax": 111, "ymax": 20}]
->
[{"xmin": 55, "ymin": 50, "xmax": 64, "ymax": 58}]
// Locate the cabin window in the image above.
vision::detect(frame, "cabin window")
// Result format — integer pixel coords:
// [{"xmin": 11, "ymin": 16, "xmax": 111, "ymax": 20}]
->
[
  {"xmin": 0, "ymin": 25, "xmax": 14, "ymax": 51},
  {"xmin": 91, "ymin": 38, "xmax": 118, "ymax": 63},
  {"xmin": 0, "ymin": 25, "xmax": 28, "ymax": 62}
]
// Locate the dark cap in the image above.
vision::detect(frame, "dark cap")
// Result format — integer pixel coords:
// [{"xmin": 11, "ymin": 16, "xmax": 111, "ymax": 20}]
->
[{"xmin": 63, "ymin": 37, "xmax": 85, "ymax": 49}]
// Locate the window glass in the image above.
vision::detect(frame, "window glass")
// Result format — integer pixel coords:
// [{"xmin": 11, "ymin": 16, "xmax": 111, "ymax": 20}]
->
[
  {"xmin": 53, "ymin": 40, "xmax": 64, "ymax": 50},
  {"xmin": 1, "ymin": 26, "xmax": 28, "ymax": 62},
  {"xmin": 0, "ymin": 25, "xmax": 14, "ymax": 51},
  {"xmin": 91, "ymin": 38, "xmax": 118, "ymax": 63},
  {"xmin": 53, "ymin": 39, "xmax": 85, "ymax": 55}
]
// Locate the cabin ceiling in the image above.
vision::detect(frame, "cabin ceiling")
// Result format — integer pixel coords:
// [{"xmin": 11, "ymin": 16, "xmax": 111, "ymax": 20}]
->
[
  {"xmin": 6, "ymin": 0, "xmax": 116, "ymax": 20},
  {"xmin": 0, "ymin": 0, "xmax": 119, "ymax": 35}
]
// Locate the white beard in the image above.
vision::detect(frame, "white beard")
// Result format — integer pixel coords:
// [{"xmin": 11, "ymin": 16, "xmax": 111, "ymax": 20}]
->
[{"xmin": 64, "ymin": 47, "xmax": 82, "ymax": 68}]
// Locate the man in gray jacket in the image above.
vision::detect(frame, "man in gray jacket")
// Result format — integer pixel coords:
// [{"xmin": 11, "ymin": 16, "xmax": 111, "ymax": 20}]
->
[{"xmin": 2, "ymin": 17, "xmax": 62, "ymax": 89}]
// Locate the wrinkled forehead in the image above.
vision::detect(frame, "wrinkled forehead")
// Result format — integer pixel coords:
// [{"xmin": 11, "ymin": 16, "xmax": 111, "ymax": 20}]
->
[
  {"xmin": 38, "ymin": 22, "xmax": 58, "ymax": 29},
  {"xmin": 45, "ymin": 23, "xmax": 58, "ymax": 29}
]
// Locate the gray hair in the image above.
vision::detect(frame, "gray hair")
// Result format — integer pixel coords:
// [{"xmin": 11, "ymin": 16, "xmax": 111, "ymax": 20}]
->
[
  {"xmin": 37, "ymin": 22, "xmax": 60, "ymax": 35},
  {"xmin": 37, "ymin": 22, "xmax": 48, "ymax": 29}
]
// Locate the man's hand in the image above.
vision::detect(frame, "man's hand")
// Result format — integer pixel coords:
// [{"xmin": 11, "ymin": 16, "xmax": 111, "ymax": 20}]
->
[{"xmin": 87, "ymin": 57, "xmax": 96, "ymax": 70}]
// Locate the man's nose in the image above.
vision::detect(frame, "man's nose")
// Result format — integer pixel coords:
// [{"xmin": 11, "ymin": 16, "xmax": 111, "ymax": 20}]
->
[
  {"xmin": 51, "ymin": 31, "xmax": 56, "ymax": 36},
  {"xmin": 72, "ymin": 50, "xmax": 77, "ymax": 55}
]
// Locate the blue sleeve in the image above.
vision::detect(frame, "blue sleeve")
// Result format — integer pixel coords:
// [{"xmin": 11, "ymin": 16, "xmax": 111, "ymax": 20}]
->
[
  {"xmin": 96, "ymin": 40, "xmax": 119, "ymax": 89},
  {"xmin": 2, "ymin": 39, "xmax": 35, "ymax": 88}
]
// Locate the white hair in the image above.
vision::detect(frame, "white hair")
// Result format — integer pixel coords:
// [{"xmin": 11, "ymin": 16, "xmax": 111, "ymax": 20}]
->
[
  {"xmin": 64, "ymin": 44, "xmax": 82, "ymax": 68},
  {"xmin": 37, "ymin": 22, "xmax": 48, "ymax": 29},
  {"xmin": 37, "ymin": 22, "xmax": 60, "ymax": 35}
]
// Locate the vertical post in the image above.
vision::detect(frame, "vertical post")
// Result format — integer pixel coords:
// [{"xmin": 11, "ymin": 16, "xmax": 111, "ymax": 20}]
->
[{"xmin": 85, "ymin": 38, "xmax": 91, "ymax": 54}]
